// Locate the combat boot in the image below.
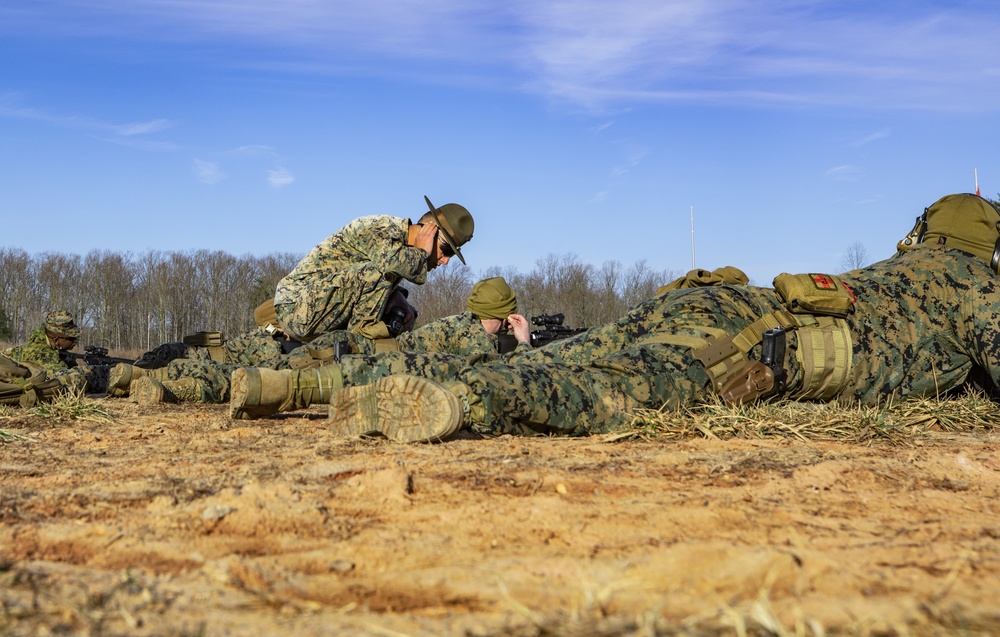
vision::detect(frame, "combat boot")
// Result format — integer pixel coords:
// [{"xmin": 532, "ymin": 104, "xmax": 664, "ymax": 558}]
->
[
  {"xmin": 107, "ymin": 363, "xmax": 168, "ymax": 397},
  {"xmin": 131, "ymin": 377, "xmax": 207, "ymax": 405},
  {"xmin": 327, "ymin": 374, "xmax": 466, "ymax": 443},
  {"xmin": 229, "ymin": 365, "xmax": 344, "ymax": 420}
]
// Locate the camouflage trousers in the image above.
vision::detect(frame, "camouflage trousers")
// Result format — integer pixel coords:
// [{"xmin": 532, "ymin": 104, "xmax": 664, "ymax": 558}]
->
[
  {"xmin": 159, "ymin": 351, "xmax": 489, "ymax": 406},
  {"xmin": 51, "ymin": 364, "xmax": 110, "ymax": 395},
  {"xmin": 275, "ymin": 277, "xmax": 395, "ymax": 342},
  {"xmin": 159, "ymin": 359, "xmax": 236, "ymax": 403},
  {"xmin": 320, "ymin": 286, "xmax": 793, "ymax": 436},
  {"xmin": 451, "ymin": 285, "xmax": 796, "ymax": 436}
]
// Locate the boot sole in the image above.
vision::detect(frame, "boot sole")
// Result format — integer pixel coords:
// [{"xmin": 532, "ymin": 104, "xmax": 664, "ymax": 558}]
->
[
  {"xmin": 132, "ymin": 377, "xmax": 166, "ymax": 405},
  {"xmin": 328, "ymin": 375, "xmax": 462, "ymax": 443}
]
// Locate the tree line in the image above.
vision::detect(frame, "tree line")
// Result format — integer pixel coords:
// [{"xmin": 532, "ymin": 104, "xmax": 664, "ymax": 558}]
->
[{"xmin": 0, "ymin": 247, "xmax": 679, "ymax": 351}]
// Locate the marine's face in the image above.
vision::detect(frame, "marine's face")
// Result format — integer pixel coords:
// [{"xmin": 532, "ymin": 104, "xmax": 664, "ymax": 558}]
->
[
  {"xmin": 50, "ymin": 335, "xmax": 77, "ymax": 351},
  {"xmin": 479, "ymin": 317, "xmax": 510, "ymax": 335},
  {"xmin": 428, "ymin": 233, "xmax": 453, "ymax": 270}
]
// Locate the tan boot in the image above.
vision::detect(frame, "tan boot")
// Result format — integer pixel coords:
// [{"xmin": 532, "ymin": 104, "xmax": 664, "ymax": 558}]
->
[
  {"xmin": 107, "ymin": 364, "xmax": 168, "ymax": 397},
  {"xmin": 132, "ymin": 377, "xmax": 207, "ymax": 405},
  {"xmin": 327, "ymin": 374, "xmax": 464, "ymax": 443},
  {"xmin": 229, "ymin": 365, "xmax": 344, "ymax": 420}
]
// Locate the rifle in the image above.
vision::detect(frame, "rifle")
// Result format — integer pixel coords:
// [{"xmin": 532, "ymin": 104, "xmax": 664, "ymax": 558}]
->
[
  {"xmin": 61, "ymin": 345, "xmax": 135, "ymax": 367},
  {"xmin": 529, "ymin": 313, "xmax": 587, "ymax": 348}
]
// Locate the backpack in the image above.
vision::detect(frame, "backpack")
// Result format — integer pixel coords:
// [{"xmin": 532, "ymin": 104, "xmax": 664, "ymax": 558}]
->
[{"xmin": 0, "ymin": 355, "xmax": 67, "ymax": 407}]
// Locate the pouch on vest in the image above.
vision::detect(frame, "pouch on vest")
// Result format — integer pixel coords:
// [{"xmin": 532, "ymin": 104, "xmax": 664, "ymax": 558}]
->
[
  {"xmin": 773, "ymin": 273, "xmax": 855, "ymax": 317},
  {"xmin": 182, "ymin": 331, "xmax": 224, "ymax": 347},
  {"xmin": 789, "ymin": 316, "xmax": 853, "ymax": 401}
]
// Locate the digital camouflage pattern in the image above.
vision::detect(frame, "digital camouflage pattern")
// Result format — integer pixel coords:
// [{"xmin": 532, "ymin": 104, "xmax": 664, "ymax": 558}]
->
[
  {"xmin": 427, "ymin": 244, "xmax": 1000, "ymax": 437},
  {"xmin": 184, "ymin": 329, "xmax": 288, "ymax": 368},
  {"xmin": 153, "ymin": 312, "xmax": 508, "ymax": 403},
  {"xmin": 274, "ymin": 215, "xmax": 428, "ymax": 342},
  {"xmin": 394, "ymin": 311, "xmax": 498, "ymax": 356}
]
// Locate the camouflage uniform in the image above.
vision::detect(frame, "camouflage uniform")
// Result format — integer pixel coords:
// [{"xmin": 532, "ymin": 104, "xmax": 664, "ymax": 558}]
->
[
  {"xmin": 332, "ymin": 312, "xmax": 510, "ymax": 388},
  {"xmin": 6, "ymin": 328, "xmax": 100, "ymax": 393},
  {"xmin": 274, "ymin": 215, "xmax": 428, "ymax": 342},
  {"xmin": 185, "ymin": 329, "xmax": 288, "ymax": 367},
  {"xmin": 6, "ymin": 328, "xmax": 67, "ymax": 372},
  {"xmin": 163, "ymin": 312, "xmax": 503, "ymax": 403},
  {"xmin": 411, "ymin": 244, "xmax": 1000, "ymax": 437}
]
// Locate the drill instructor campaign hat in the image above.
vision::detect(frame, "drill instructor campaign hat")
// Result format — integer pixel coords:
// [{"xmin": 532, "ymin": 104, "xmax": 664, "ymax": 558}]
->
[{"xmin": 424, "ymin": 195, "xmax": 474, "ymax": 265}]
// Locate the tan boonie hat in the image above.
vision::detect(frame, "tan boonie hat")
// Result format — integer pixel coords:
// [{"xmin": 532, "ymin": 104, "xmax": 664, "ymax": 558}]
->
[
  {"xmin": 467, "ymin": 277, "xmax": 517, "ymax": 319},
  {"xmin": 922, "ymin": 193, "xmax": 1000, "ymax": 272},
  {"xmin": 45, "ymin": 310, "xmax": 81, "ymax": 338},
  {"xmin": 424, "ymin": 195, "xmax": 474, "ymax": 265}
]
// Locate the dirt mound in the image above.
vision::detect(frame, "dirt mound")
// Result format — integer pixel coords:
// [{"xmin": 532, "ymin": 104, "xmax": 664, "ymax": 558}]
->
[{"xmin": 2, "ymin": 399, "xmax": 998, "ymax": 636}]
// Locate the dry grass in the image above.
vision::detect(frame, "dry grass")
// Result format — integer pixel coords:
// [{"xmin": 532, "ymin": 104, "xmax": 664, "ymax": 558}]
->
[
  {"xmin": 624, "ymin": 391, "xmax": 1000, "ymax": 444},
  {"xmin": 25, "ymin": 384, "xmax": 118, "ymax": 425}
]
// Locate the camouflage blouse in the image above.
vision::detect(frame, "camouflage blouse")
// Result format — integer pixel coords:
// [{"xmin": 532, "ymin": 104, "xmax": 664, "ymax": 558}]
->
[
  {"xmin": 395, "ymin": 311, "xmax": 499, "ymax": 356},
  {"xmin": 836, "ymin": 243, "xmax": 1000, "ymax": 403},
  {"xmin": 274, "ymin": 215, "xmax": 428, "ymax": 340},
  {"xmin": 6, "ymin": 328, "xmax": 68, "ymax": 372}
]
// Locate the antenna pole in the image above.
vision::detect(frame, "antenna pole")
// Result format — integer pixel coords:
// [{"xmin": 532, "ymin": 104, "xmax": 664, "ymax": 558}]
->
[{"xmin": 690, "ymin": 206, "xmax": 696, "ymax": 269}]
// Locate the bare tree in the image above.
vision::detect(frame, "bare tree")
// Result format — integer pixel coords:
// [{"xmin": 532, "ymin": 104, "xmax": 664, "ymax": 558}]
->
[
  {"xmin": 840, "ymin": 242, "xmax": 871, "ymax": 272},
  {"xmin": 0, "ymin": 247, "xmax": 687, "ymax": 348}
]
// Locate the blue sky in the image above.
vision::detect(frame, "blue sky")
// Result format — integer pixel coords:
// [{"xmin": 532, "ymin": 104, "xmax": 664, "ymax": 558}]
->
[{"xmin": 2, "ymin": 0, "xmax": 998, "ymax": 285}]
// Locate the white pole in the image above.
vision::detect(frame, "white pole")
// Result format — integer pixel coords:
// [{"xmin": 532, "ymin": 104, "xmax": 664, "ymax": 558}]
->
[
  {"xmin": 976, "ymin": 168, "xmax": 980, "ymax": 196},
  {"xmin": 690, "ymin": 206, "xmax": 696, "ymax": 269}
]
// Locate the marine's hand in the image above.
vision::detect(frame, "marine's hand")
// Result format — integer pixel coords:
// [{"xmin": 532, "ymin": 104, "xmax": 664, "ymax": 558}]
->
[
  {"xmin": 415, "ymin": 221, "xmax": 439, "ymax": 256},
  {"xmin": 508, "ymin": 314, "xmax": 530, "ymax": 343}
]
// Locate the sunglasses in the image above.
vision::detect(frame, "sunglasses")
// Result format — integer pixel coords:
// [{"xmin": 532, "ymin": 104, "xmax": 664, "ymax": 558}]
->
[{"xmin": 437, "ymin": 235, "xmax": 455, "ymax": 258}]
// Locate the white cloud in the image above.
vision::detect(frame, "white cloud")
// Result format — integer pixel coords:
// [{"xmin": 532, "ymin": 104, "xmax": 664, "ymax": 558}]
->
[
  {"xmin": 5, "ymin": 1, "xmax": 1000, "ymax": 112},
  {"xmin": 851, "ymin": 129, "xmax": 891, "ymax": 148},
  {"xmin": 267, "ymin": 167, "xmax": 295, "ymax": 188},
  {"xmin": 0, "ymin": 93, "xmax": 176, "ymax": 148},
  {"xmin": 824, "ymin": 165, "xmax": 860, "ymax": 181},
  {"xmin": 114, "ymin": 118, "xmax": 172, "ymax": 136},
  {"xmin": 193, "ymin": 159, "xmax": 226, "ymax": 185}
]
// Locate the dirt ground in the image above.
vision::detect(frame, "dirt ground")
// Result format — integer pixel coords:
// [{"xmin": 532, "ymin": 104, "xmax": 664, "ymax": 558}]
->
[{"xmin": 1, "ymin": 398, "xmax": 998, "ymax": 636}]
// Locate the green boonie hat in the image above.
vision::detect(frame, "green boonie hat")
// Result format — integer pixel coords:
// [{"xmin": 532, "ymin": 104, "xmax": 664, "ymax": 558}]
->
[
  {"xmin": 424, "ymin": 195, "xmax": 474, "ymax": 265},
  {"xmin": 922, "ymin": 193, "xmax": 1000, "ymax": 272},
  {"xmin": 45, "ymin": 310, "xmax": 81, "ymax": 338},
  {"xmin": 467, "ymin": 277, "xmax": 517, "ymax": 319}
]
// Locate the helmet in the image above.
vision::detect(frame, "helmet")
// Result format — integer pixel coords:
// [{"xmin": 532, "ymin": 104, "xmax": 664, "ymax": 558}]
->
[{"xmin": 921, "ymin": 193, "xmax": 1000, "ymax": 272}]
